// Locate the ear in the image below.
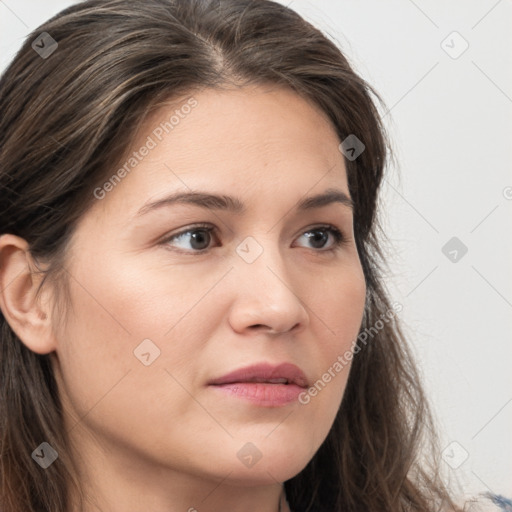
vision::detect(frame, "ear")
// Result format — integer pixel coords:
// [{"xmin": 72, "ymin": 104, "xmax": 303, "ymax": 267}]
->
[{"xmin": 0, "ymin": 234, "xmax": 57, "ymax": 354}]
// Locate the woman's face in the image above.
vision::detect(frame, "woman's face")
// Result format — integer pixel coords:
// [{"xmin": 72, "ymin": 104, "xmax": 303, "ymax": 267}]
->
[{"xmin": 51, "ymin": 84, "xmax": 366, "ymax": 492}]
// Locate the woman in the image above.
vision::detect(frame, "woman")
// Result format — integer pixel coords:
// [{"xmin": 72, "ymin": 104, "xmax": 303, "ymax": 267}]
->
[{"xmin": 0, "ymin": 1, "xmax": 505, "ymax": 511}]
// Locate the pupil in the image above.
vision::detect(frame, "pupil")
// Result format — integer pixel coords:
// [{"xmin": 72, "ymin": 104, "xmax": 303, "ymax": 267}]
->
[
  {"xmin": 308, "ymin": 230, "xmax": 327, "ymax": 248},
  {"xmin": 191, "ymin": 230, "xmax": 210, "ymax": 250}
]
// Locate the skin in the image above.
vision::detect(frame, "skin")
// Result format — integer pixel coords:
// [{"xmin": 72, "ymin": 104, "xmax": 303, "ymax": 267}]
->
[{"xmin": 0, "ymin": 84, "xmax": 366, "ymax": 512}]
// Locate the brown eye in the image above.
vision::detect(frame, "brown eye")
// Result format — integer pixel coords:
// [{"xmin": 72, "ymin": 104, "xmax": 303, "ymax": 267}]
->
[
  {"xmin": 295, "ymin": 226, "xmax": 344, "ymax": 251},
  {"xmin": 163, "ymin": 225, "xmax": 216, "ymax": 252}
]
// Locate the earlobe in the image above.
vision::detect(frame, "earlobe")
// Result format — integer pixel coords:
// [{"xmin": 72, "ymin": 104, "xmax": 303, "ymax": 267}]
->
[{"xmin": 0, "ymin": 234, "xmax": 57, "ymax": 354}]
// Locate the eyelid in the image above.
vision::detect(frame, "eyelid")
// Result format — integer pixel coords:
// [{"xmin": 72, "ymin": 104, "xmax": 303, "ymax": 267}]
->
[
  {"xmin": 162, "ymin": 222, "xmax": 214, "ymax": 238},
  {"xmin": 293, "ymin": 223, "xmax": 348, "ymax": 249},
  {"xmin": 159, "ymin": 222, "xmax": 217, "ymax": 248}
]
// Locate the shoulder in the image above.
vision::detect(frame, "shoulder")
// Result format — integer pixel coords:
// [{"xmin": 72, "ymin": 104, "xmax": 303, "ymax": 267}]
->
[
  {"xmin": 462, "ymin": 493, "xmax": 512, "ymax": 512},
  {"xmin": 487, "ymin": 494, "xmax": 512, "ymax": 511}
]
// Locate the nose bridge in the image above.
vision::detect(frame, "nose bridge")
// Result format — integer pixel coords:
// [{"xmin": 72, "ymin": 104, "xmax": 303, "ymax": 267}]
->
[
  {"xmin": 235, "ymin": 233, "xmax": 289, "ymax": 291},
  {"xmin": 228, "ymin": 233, "xmax": 309, "ymax": 334}
]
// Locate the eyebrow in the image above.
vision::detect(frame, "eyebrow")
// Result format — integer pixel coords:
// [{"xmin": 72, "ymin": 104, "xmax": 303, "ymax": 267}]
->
[{"xmin": 136, "ymin": 187, "xmax": 354, "ymax": 216}]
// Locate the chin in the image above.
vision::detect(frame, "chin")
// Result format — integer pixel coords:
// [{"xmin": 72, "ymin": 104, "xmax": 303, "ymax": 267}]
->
[
  {"xmin": 222, "ymin": 459, "xmax": 309, "ymax": 487},
  {"xmin": 208, "ymin": 437, "xmax": 316, "ymax": 486}
]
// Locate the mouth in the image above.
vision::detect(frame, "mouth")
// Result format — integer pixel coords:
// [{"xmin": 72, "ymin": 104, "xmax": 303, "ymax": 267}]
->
[
  {"xmin": 208, "ymin": 362, "xmax": 309, "ymax": 407},
  {"xmin": 208, "ymin": 362, "xmax": 309, "ymax": 387}
]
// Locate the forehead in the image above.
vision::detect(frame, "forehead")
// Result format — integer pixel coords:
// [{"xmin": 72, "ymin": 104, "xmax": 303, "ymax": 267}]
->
[{"xmin": 93, "ymin": 84, "xmax": 349, "ymax": 216}]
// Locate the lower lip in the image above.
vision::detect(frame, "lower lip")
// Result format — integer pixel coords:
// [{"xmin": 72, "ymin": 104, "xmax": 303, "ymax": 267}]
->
[{"xmin": 209, "ymin": 382, "xmax": 305, "ymax": 406}]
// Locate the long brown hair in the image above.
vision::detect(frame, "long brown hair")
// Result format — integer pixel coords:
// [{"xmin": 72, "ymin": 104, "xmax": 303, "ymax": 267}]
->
[{"xmin": 0, "ymin": 1, "xmax": 463, "ymax": 510}]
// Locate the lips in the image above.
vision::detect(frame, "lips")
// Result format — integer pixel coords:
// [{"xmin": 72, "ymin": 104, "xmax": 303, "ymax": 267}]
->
[{"xmin": 208, "ymin": 362, "xmax": 309, "ymax": 388}]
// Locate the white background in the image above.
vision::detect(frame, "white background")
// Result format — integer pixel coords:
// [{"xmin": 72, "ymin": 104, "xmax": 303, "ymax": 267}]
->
[{"xmin": 1, "ymin": 0, "xmax": 511, "ymax": 502}]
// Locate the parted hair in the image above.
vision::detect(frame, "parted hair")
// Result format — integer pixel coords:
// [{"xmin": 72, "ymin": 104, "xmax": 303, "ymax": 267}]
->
[{"xmin": 0, "ymin": 1, "xmax": 463, "ymax": 511}]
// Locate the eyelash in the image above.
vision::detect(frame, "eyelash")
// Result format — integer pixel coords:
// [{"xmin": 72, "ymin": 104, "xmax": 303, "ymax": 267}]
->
[{"xmin": 160, "ymin": 222, "xmax": 348, "ymax": 254}]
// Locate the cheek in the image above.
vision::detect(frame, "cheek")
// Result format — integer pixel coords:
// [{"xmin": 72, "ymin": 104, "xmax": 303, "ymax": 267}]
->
[
  {"xmin": 52, "ymin": 276, "xmax": 135, "ymax": 424},
  {"xmin": 52, "ymin": 269, "xmax": 213, "ymax": 459},
  {"xmin": 53, "ymin": 252, "xmax": 226, "ymax": 422},
  {"xmin": 315, "ymin": 264, "xmax": 367, "ymax": 350},
  {"xmin": 75, "ymin": 248, "xmax": 227, "ymax": 339},
  {"xmin": 294, "ymin": 264, "xmax": 366, "ymax": 431}
]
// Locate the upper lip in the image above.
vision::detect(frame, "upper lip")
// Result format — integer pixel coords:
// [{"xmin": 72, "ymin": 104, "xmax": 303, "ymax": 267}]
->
[{"xmin": 208, "ymin": 362, "xmax": 309, "ymax": 388}]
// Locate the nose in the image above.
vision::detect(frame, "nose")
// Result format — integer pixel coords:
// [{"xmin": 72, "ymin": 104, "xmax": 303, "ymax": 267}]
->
[{"xmin": 227, "ymin": 245, "xmax": 310, "ymax": 336}]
